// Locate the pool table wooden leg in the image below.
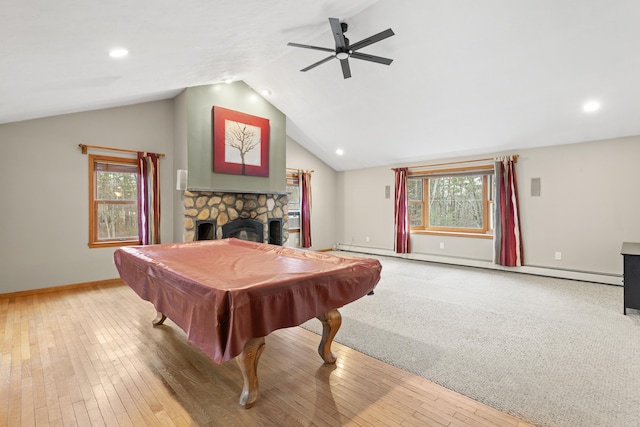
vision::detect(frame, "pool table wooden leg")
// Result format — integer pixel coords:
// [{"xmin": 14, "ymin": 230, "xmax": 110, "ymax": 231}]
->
[
  {"xmin": 152, "ymin": 311, "xmax": 166, "ymax": 326},
  {"xmin": 316, "ymin": 308, "xmax": 342, "ymax": 364},
  {"xmin": 236, "ymin": 336, "xmax": 266, "ymax": 408}
]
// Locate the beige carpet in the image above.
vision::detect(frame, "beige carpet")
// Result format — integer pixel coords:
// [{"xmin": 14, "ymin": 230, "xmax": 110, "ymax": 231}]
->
[{"xmin": 302, "ymin": 253, "xmax": 640, "ymax": 427}]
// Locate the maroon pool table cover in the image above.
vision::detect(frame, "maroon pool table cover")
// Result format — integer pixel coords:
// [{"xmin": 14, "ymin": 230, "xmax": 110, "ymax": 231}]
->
[{"xmin": 113, "ymin": 238, "xmax": 381, "ymax": 364}]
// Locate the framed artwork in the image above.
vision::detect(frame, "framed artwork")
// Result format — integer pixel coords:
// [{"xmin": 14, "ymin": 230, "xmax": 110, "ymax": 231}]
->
[{"xmin": 212, "ymin": 106, "xmax": 270, "ymax": 177}]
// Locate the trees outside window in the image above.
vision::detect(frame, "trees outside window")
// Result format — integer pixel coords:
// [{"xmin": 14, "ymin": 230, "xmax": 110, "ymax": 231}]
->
[
  {"xmin": 408, "ymin": 166, "xmax": 494, "ymax": 236},
  {"xmin": 286, "ymin": 173, "xmax": 300, "ymax": 231},
  {"xmin": 89, "ymin": 154, "xmax": 140, "ymax": 248}
]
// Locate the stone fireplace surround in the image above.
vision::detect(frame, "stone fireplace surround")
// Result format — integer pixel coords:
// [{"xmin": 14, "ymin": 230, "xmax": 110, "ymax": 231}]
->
[{"xmin": 182, "ymin": 191, "xmax": 289, "ymax": 244}]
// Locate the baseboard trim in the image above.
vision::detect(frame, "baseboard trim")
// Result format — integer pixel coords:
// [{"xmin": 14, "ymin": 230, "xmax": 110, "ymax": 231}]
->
[
  {"xmin": 335, "ymin": 244, "xmax": 623, "ymax": 286},
  {"xmin": 1, "ymin": 278, "xmax": 124, "ymax": 298}
]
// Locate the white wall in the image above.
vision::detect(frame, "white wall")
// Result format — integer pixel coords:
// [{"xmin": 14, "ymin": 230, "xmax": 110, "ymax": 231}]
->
[
  {"xmin": 336, "ymin": 136, "xmax": 640, "ymax": 283},
  {"xmin": 285, "ymin": 136, "xmax": 338, "ymax": 250},
  {"xmin": 0, "ymin": 101, "xmax": 175, "ymax": 293}
]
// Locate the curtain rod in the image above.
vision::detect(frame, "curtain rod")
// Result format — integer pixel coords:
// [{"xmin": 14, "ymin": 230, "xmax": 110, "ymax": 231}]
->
[
  {"xmin": 286, "ymin": 168, "xmax": 315, "ymax": 173},
  {"xmin": 79, "ymin": 144, "xmax": 165, "ymax": 158},
  {"xmin": 391, "ymin": 154, "xmax": 518, "ymax": 171}
]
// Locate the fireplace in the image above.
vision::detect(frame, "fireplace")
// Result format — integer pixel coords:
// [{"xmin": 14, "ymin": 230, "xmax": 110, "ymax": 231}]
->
[
  {"xmin": 221, "ymin": 219, "xmax": 264, "ymax": 243},
  {"xmin": 182, "ymin": 191, "xmax": 289, "ymax": 245}
]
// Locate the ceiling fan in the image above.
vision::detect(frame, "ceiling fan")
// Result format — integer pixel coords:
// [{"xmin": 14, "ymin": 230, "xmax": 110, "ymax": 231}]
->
[{"xmin": 287, "ymin": 18, "xmax": 395, "ymax": 79}]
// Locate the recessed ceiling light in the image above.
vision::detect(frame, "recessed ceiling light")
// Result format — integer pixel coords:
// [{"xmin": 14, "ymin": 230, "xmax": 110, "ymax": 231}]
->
[
  {"xmin": 221, "ymin": 77, "xmax": 234, "ymax": 84},
  {"xmin": 336, "ymin": 148, "xmax": 344, "ymax": 155},
  {"xmin": 260, "ymin": 89, "xmax": 271, "ymax": 97},
  {"xmin": 583, "ymin": 100, "xmax": 601, "ymax": 113},
  {"xmin": 109, "ymin": 48, "xmax": 129, "ymax": 58}
]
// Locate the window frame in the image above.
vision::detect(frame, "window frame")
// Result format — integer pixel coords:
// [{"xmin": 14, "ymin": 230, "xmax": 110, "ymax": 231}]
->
[
  {"xmin": 88, "ymin": 154, "xmax": 141, "ymax": 248},
  {"xmin": 286, "ymin": 172, "xmax": 301, "ymax": 233},
  {"xmin": 408, "ymin": 165, "xmax": 494, "ymax": 239}
]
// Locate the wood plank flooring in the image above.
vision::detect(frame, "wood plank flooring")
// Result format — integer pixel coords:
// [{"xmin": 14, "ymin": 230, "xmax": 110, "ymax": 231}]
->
[{"xmin": 0, "ymin": 282, "xmax": 536, "ymax": 426}]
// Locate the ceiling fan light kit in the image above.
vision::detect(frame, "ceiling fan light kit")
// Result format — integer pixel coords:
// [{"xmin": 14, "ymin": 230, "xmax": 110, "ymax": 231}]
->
[{"xmin": 288, "ymin": 17, "xmax": 394, "ymax": 79}]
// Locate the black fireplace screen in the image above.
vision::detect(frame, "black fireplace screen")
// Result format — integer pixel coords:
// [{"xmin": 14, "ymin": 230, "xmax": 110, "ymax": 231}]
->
[
  {"xmin": 221, "ymin": 219, "xmax": 264, "ymax": 243},
  {"xmin": 197, "ymin": 218, "xmax": 283, "ymax": 245}
]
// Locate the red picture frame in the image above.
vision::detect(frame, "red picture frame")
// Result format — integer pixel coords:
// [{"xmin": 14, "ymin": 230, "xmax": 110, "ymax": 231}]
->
[{"xmin": 212, "ymin": 106, "xmax": 270, "ymax": 177}]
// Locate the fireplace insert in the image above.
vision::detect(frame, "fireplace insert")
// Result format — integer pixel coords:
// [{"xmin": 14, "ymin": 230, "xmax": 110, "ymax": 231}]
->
[{"xmin": 221, "ymin": 219, "xmax": 264, "ymax": 243}]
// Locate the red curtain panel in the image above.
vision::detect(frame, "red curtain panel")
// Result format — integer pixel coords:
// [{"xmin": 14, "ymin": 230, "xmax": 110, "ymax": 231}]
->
[
  {"xmin": 300, "ymin": 170, "xmax": 312, "ymax": 248},
  {"xmin": 493, "ymin": 157, "xmax": 523, "ymax": 266},
  {"xmin": 393, "ymin": 167, "xmax": 410, "ymax": 253},
  {"xmin": 137, "ymin": 152, "xmax": 161, "ymax": 245}
]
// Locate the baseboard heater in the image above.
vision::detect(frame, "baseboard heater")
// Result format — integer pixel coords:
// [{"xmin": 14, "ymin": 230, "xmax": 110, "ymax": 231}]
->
[{"xmin": 335, "ymin": 243, "xmax": 622, "ymax": 286}]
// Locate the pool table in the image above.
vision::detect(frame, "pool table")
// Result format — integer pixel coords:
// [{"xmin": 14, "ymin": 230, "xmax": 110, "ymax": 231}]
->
[{"xmin": 114, "ymin": 238, "xmax": 381, "ymax": 407}]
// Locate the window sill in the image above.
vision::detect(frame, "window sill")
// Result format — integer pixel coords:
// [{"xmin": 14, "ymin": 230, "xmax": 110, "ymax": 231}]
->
[
  {"xmin": 89, "ymin": 240, "xmax": 141, "ymax": 249},
  {"xmin": 411, "ymin": 230, "xmax": 493, "ymax": 239}
]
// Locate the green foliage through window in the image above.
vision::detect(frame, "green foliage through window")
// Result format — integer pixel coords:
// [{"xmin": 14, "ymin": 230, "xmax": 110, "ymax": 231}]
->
[
  {"xmin": 89, "ymin": 155, "xmax": 140, "ymax": 247},
  {"xmin": 287, "ymin": 174, "xmax": 301, "ymax": 231},
  {"xmin": 428, "ymin": 176, "xmax": 483, "ymax": 229},
  {"xmin": 96, "ymin": 164, "xmax": 138, "ymax": 240},
  {"xmin": 409, "ymin": 169, "xmax": 493, "ymax": 234}
]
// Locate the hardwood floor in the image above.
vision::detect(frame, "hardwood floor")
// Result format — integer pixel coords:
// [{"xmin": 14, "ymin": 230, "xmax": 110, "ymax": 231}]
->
[{"xmin": 0, "ymin": 282, "xmax": 536, "ymax": 427}]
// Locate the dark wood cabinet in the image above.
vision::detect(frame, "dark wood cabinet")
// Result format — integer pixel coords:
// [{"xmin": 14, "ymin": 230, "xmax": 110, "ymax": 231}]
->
[{"xmin": 621, "ymin": 242, "xmax": 640, "ymax": 315}]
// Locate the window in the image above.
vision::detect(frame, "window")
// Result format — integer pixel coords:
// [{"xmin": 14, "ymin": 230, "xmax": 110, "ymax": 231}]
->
[
  {"xmin": 88, "ymin": 154, "xmax": 140, "ymax": 248},
  {"xmin": 286, "ymin": 173, "xmax": 300, "ymax": 231},
  {"xmin": 408, "ymin": 166, "xmax": 494, "ymax": 237}
]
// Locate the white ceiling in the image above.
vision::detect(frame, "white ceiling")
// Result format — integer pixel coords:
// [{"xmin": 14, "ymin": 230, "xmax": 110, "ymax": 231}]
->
[{"xmin": 3, "ymin": 1, "xmax": 640, "ymax": 171}]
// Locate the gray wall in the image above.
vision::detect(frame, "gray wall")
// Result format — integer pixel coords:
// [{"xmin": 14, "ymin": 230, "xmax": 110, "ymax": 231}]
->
[
  {"xmin": 285, "ymin": 136, "xmax": 338, "ymax": 251},
  {"xmin": 0, "ymin": 84, "xmax": 291, "ymax": 293},
  {"xmin": 517, "ymin": 137, "xmax": 640, "ymax": 274},
  {"xmin": 0, "ymin": 100, "xmax": 175, "ymax": 293},
  {"xmin": 336, "ymin": 136, "xmax": 640, "ymax": 282},
  {"xmin": 173, "ymin": 89, "xmax": 188, "ymax": 242},
  {"xmin": 2, "ymin": 92, "xmax": 638, "ymax": 292},
  {"xmin": 186, "ymin": 82, "xmax": 286, "ymax": 194}
]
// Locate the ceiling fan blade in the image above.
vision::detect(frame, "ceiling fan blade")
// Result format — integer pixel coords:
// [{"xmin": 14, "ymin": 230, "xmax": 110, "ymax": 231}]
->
[
  {"xmin": 287, "ymin": 42, "xmax": 335, "ymax": 53},
  {"xmin": 350, "ymin": 28, "xmax": 395, "ymax": 51},
  {"xmin": 350, "ymin": 52, "xmax": 393, "ymax": 65},
  {"xmin": 329, "ymin": 18, "xmax": 347, "ymax": 51},
  {"xmin": 301, "ymin": 55, "xmax": 335, "ymax": 72},
  {"xmin": 340, "ymin": 58, "xmax": 351, "ymax": 79}
]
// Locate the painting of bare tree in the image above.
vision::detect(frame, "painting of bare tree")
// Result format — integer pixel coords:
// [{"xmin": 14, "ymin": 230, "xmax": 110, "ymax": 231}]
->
[
  {"xmin": 212, "ymin": 106, "xmax": 270, "ymax": 177},
  {"xmin": 224, "ymin": 120, "xmax": 261, "ymax": 175}
]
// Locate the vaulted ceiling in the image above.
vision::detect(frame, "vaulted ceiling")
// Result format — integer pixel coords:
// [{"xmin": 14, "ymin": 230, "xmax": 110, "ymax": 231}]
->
[{"xmin": 3, "ymin": 1, "xmax": 640, "ymax": 170}]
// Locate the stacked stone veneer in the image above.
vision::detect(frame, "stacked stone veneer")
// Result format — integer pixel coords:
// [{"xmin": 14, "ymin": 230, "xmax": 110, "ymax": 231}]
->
[{"xmin": 183, "ymin": 191, "xmax": 289, "ymax": 243}]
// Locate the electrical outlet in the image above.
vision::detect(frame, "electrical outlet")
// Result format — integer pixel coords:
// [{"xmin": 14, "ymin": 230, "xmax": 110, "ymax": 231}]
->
[
  {"xmin": 440, "ymin": 242, "xmax": 445, "ymax": 249},
  {"xmin": 555, "ymin": 252, "xmax": 562, "ymax": 260},
  {"xmin": 366, "ymin": 236, "xmax": 370, "ymax": 242}
]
